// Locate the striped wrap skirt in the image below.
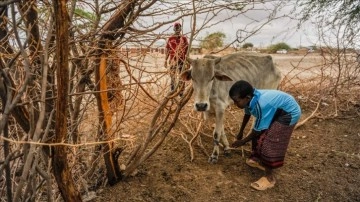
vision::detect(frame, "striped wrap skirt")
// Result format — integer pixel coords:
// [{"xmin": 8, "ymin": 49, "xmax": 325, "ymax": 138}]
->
[{"xmin": 251, "ymin": 121, "xmax": 296, "ymax": 169}]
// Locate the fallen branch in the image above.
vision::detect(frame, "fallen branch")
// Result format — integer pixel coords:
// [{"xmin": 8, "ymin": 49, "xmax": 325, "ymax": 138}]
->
[
  {"xmin": 295, "ymin": 98, "xmax": 322, "ymax": 129},
  {"xmin": 189, "ymin": 117, "xmax": 203, "ymax": 162}
]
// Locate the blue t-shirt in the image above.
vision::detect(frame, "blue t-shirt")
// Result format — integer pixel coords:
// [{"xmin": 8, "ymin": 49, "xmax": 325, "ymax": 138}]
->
[{"xmin": 245, "ymin": 89, "xmax": 301, "ymax": 131}]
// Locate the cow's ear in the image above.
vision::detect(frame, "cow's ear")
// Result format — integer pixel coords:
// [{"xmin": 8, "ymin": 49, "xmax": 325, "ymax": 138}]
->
[
  {"xmin": 214, "ymin": 70, "xmax": 232, "ymax": 81},
  {"xmin": 180, "ymin": 69, "xmax": 192, "ymax": 81},
  {"xmin": 214, "ymin": 57, "xmax": 221, "ymax": 64}
]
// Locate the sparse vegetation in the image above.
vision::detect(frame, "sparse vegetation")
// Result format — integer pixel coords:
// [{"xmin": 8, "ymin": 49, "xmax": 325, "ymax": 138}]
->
[
  {"xmin": 268, "ymin": 42, "xmax": 291, "ymax": 53},
  {"xmin": 200, "ymin": 32, "xmax": 226, "ymax": 50},
  {"xmin": 242, "ymin": 42, "xmax": 254, "ymax": 49}
]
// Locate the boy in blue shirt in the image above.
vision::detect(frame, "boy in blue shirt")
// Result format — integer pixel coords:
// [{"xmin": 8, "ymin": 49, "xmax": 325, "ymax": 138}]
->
[{"xmin": 229, "ymin": 80, "xmax": 301, "ymax": 191}]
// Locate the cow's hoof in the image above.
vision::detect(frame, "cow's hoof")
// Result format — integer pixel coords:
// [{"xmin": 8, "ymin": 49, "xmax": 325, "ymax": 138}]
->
[
  {"xmin": 208, "ymin": 156, "xmax": 218, "ymax": 164},
  {"xmin": 224, "ymin": 149, "xmax": 231, "ymax": 158}
]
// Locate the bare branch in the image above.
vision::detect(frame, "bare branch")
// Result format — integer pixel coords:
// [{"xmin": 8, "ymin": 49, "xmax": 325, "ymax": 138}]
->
[{"xmin": 0, "ymin": 0, "xmax": 20, "ymax": 7}]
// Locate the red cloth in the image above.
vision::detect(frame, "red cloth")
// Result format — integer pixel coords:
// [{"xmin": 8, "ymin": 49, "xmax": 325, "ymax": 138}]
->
[{"xmin": 165, "ymin": 35, "xmax": 188, "ymax": 62}]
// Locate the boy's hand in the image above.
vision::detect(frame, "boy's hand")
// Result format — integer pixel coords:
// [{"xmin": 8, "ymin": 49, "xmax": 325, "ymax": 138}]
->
[
  {"xmin": 236, "ymin": 131, "xmax": 244, "ymax": 140},
  {"xmin": 231, "ymin": 139, "xmax": 246, "ymax": 148}
]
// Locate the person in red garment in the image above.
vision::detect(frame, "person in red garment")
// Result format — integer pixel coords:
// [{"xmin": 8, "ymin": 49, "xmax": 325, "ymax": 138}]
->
[{"xmin": 164, "ymin": 22, "xmax": 189, "ymax": 95}]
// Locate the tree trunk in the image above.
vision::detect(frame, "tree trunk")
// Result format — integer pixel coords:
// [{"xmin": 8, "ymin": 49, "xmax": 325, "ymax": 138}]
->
[
  {"xmin": 94, "ymin": 0, "xmax": 137, "ymax": 185},
  {"xmin": 95, "ymin": 55, "xmax": 122, "ymax": 185},
  {"xmin": 52, "ymin": 0, "xmax": 82, "ymax": 201}
]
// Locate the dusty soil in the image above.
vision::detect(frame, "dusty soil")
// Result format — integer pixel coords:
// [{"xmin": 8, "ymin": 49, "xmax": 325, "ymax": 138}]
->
[
  {"xmin": 95, "ymin": 109, "xmax": 360, "ymax": 202},
  {"xmin": 94, "ymin": 54, "xmax": 360, "ymax": 202}
]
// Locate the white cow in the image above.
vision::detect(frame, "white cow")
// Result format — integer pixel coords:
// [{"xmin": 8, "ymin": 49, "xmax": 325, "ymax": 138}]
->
[{"xmin": 180, "ymin": 52, "xmax": 282, "ymax": 163}]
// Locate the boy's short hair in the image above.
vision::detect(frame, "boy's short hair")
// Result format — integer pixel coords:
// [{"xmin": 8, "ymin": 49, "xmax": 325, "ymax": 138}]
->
[{"xmin": 229, "ymin": 80, "xmax": 254, "ymax": 99}]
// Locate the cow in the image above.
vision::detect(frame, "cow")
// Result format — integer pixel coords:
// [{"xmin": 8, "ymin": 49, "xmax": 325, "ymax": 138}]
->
[{"xmin": 180, "ymin": 52, "xmax": 282, "ymax": 163}]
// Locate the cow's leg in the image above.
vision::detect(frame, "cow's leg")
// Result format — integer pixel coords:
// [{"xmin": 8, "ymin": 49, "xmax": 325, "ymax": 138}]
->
[
  {"xmin": 220, "ymin": 128, "xmax": 231, "ymax": 157},
  {"xmin": 217, "ymin": 104, "xmax": 230, "ymax": 156},
  {"xmin": 208, "ymin": 128, "xmax": 221, "ymax": 164},
  {"xmin": 208, "ymin": 107, "xmax": 226, "ymax": 164},
  {"xmin": 203, "ymin": 111, "xmax": 210, "ymax": 120}
]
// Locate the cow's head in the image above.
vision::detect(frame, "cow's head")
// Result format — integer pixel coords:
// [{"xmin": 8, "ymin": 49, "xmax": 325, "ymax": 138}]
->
[{"xmin": 180, "ymin": 57, "xmax": 232, "ymax": 111}]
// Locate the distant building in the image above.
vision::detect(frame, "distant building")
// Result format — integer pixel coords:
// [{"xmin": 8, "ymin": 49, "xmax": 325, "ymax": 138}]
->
[
  {"xmin": 119, "ymin": 45, "xmax": 202, "ymax": 55},
  {"xmin": 120, "ymin": 46, "xmax": 165, "ymax": 54}
]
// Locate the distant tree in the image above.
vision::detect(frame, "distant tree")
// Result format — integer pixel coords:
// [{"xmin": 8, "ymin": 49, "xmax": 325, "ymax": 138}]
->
[
  {"xmin": 242, "ymin": 42, "xmax": 254, "ymax": 49},
  {"xmin": 296, "ymin": 0, "xmax": 359, "ymax": 28},
  {"xmin": 200, "ymin": 32, "xmax": 226, "ymax": 50},
  {"xmin": 268, "ymin": 42, "xmax": 291, "ymax": 53},
  {"xmin": 296, "ymin": 0, "xmax": 359, "ymax": 49}
]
